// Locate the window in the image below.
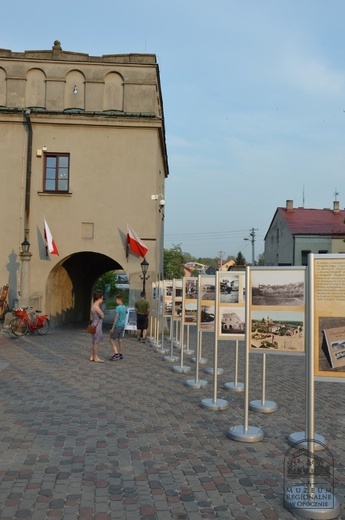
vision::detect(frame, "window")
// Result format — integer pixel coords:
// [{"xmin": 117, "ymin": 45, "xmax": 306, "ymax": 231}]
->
[
  {"xmin": 44, "ymin": 153, "xmax": 70, "ymax": 192},
  {"xmin": 301, "ymin": 250, "xmax": 311, "ymax": 266}
]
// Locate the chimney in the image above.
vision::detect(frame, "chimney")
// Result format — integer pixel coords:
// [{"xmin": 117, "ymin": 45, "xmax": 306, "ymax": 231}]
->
[
  {"xmin": 286, "ymin": 200, "xmax": 293, "ymax": 212},
  {"xmin": 333, "ymin": 200, "xmax": 340, "ymax": 213}
]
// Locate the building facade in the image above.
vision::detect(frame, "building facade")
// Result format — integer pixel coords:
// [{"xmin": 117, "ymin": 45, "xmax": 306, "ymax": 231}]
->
[
  {"xmin": 264, "ymin": 200, "xmax": 345, "ymax": 266},
  {"xmin": 0, "ymin": 41, "xmax": 168, "ymax": 325}
]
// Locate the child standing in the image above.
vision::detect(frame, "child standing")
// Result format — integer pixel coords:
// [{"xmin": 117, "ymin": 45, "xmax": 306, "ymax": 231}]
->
[{"xmin": 109, "ymin": 295, "xmax": 127, "ymax": 360}]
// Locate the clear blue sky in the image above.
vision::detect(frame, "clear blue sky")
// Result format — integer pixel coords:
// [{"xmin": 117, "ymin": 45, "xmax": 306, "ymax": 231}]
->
[{"xmin": 3, "ymin": 1, "xmax": 345, "ymax": 261}]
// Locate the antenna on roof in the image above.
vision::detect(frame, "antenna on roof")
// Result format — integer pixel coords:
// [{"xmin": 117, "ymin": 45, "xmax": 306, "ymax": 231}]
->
[
  {"xmin": 302, "ymin": 185, "xmax": 305, "ymax": 207},
  {"xmin": 334, "ymin": 188, "xmax": 339, "ymax": 201}
]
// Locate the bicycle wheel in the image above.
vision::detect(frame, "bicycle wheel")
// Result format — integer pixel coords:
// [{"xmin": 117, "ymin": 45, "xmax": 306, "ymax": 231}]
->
[
  {"xmin": 10, "ymin": 317, "xmax": 28, "ymax": 336},
  {"xmin": 36, "ymin": 317, "xmax": 50, "ymax": 335}
]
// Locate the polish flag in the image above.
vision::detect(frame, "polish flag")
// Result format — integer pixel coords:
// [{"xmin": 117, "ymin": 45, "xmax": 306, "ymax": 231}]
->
[
  {"xmin": 44, "ymin": 219, "xmax": 59, "ymax": 256},
  {"xmin": 126, "ymin": 225, "xmax": 148, "ymax": 258}
]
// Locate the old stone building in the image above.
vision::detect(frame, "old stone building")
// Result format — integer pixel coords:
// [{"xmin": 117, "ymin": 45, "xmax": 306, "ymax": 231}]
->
[{"xmin": 0, "ymin": 41, "xmax": 168, "ymax": 325}]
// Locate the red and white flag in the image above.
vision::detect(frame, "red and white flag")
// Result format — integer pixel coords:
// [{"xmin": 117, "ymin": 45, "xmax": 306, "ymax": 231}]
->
[
  {"xmin": 126, "ymin": 225, "xmax": 148, "ymax": 258},
  {"xmin": 44, "ymin": 219, "xmax": 59, "ymax": 256}
]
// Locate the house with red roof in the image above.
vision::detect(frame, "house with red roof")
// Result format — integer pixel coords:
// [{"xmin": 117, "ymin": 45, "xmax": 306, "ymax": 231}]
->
[{"xmin": 264, "ymin": 200, "xmax": 345, "ymax": 266}]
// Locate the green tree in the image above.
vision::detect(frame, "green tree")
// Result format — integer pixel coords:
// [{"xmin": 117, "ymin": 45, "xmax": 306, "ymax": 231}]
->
[
  {"xmin": 235, "ymin": 251, "xmax": 246, "ymax": 266},
  {"xmin": 96, "ymin": 271, "xmax": 117, "ymax": 295},
  {"xmin": 164, "ymin": 245, "xmax": 185, "ymax": 279},
  {"xmin": 257, "ymin": 252, "xmax": 265, "ymax": 266}
]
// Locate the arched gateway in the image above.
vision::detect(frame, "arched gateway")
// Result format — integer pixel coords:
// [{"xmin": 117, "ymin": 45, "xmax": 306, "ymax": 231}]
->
[{"xmin": 46, "ymin": 252, "xmax": 122, "ymax": 327}]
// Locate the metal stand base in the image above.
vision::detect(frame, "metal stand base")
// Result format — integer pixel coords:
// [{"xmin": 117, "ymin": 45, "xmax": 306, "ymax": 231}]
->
[
  {"xmin": 223, "ymin": 381, "xmax": 244, "ymax": 393},
  {"xmin": 183, "ymin": 349, "xmax": 195, "ymax": 356},
  {"xmin": 185, "ymin": 379, "xmax": 208, "ymax": 389},
  {"xmin": 200, "ymin": 398, "xmax": 229, "ymax": 411},
  {"xmin": 287, "ymin": 431, "xmax": 327, "ymax": 450},
  {"xmin": 249, "ymin": 399, "xmax": 278, "ymax": 413},
  {"xmin": 191, "ymin": 357, "xmax": 208, "ymax": 365},
  {"xmin": 284, "ymin": 486, "xmax": 340, "ymax": 519},
  {"xmin": 163, "ymin": 355, "xmax": 179, "ymax": 362},
  {"xmin": 204, "ymin": 367, "xmax": 224, "ymax": 375},
  {"xmin": 227, "ymin": 425, "xmax": 264, "ymax": 442},
  {"xmin": 155, "ymin": 349, "xmax": 169, "ymax": 355},
  {"xmin": 172, "ymin": 365, "xmax": 191, "ymax": 374}
]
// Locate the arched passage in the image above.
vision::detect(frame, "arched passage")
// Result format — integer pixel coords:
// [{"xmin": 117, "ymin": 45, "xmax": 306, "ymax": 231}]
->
[{"xmin": 46, "ymin": 251, "xmax": 122, "ymax": 327}]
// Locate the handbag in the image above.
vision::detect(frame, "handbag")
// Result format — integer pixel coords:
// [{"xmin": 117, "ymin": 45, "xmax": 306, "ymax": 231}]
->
[
  {"xmin": 87, "ymin": 317, "xmax": 100, "ymax": 334},
  {"xmin": 87, "ymin": 324, "xmax": 96, "ymax": 334}
]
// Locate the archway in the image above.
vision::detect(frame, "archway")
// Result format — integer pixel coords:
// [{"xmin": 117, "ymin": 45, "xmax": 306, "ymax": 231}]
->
[{"xmin": 46, "ymin": 251, "xmax": 122, "ymax": 327}]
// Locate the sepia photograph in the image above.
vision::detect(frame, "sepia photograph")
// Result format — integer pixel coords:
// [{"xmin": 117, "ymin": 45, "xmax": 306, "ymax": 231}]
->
[
  {"xmin": 184, "ymin": 302, "xmax": 197, "ymax": 324},
  {"xmin": 251, "ymin": 269, "xmax": 305, "ymax": 306},
  {"xmin": 185, "ymin": 278, "xmax": 198, "ymax": 299},
  {"xmin": 219, "ymin": 307, "xmax": 245, "ymax": 337},
  {"xmin": 200, "ymin": 304, "xmax": 215, "ymax": 330},
  {"xmin": 219, "ymin": 273, "xmax": 245, "ymax": 304}
]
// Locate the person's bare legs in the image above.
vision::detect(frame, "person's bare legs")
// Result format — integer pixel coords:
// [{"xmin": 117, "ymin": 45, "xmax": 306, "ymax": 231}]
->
[
  {"xmin": 110, "ymin": 337, "xmax": 118, "ymax": 355},
  {"xmin": 118, "ymin": 337, "xmax": 123, "ymax": 355}
]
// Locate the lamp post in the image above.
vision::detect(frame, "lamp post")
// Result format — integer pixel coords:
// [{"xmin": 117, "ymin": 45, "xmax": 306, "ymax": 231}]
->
[
  {"xmin": 19, "ymin": 236, "xmax": 32, "ymax": 306},
  {"xmin": 140, "ymin": 258, "xmax": 150, "ymax": 293}
]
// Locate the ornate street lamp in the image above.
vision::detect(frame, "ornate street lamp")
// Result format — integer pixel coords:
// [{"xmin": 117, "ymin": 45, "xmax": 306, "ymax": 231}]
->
[
  {"xmin": 140, "ymin": 258, "xmax": 149, "ymax": 293},
  {"xmin": 19, "ymin": 236, "xmax": 32, "ymax": 307},
  {"xmin": 21, "ymin": 237, "xmax": 30, "ymax": 254}
]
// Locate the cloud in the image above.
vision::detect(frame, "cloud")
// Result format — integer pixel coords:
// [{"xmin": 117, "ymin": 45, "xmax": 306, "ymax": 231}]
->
[{"xmin": 282, "ymin": 47, "xmax": 345, "ymax": 97}]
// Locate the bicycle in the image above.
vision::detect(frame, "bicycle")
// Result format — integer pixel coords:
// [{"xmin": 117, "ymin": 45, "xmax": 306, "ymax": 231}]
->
[{"xmin": 10, "ymin": 307, "xmax": 50, "ymax": 337}]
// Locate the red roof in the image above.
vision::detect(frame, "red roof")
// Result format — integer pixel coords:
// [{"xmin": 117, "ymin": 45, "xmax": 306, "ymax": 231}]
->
[{"xmin": 278, "ymin": 207, "xmax": 345, "ymax": 235}]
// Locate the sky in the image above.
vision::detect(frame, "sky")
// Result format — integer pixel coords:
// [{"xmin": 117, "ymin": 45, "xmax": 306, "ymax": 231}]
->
[{"xmin": 2, "ymin": 1, "xmax": 345, "ymax": 261}]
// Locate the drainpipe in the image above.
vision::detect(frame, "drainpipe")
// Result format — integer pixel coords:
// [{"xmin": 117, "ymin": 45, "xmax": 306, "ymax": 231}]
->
[{"xmin": 23, "ymin": 109, "xmax": 32, "ymax": 237}]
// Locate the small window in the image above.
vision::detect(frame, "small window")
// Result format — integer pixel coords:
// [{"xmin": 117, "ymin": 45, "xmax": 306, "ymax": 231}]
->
[
  {"xmin": 44, "ymin": 153, "xmax": 70, "ymax": 193},
  {"xmin": 301, "ymin": 250, "xmax": 311, "ymax": 266},
  {"xmin": 318, "ymin": 250, "xmax": 328, "ymax": 254}
]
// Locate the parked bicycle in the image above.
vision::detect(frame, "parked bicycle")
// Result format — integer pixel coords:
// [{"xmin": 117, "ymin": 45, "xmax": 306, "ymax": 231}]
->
[{"xmin": 10, "ymin": 307, "xmax": 50, "ymax": 336}]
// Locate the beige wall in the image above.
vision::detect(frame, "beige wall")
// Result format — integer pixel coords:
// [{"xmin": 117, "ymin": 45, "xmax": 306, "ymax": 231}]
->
[{"xmin": 0, "ymin": 42, "xmax": 168, "ymax": 325}]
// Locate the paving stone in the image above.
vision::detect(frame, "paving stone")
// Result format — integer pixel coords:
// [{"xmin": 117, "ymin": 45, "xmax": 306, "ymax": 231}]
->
[{"xmin": 0, "ymin": 324, "xmax": 344, "ymax": 519}]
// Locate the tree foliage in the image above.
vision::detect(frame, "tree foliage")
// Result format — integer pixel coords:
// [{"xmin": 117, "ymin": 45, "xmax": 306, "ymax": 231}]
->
[
  {"xmin": 164, "ymin": 245, "xmax": 185, "ymax": 279},
  {"xmin": 235, "ymin": 251, "xmax": 246, "ymax": 266},
  {"xmin": 96, "ymin": 271, "xmax": 117, "ymax": 295}
]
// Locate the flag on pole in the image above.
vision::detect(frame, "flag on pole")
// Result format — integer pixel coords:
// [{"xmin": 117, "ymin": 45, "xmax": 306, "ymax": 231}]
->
[
  {"xmin": 44, "ymin": 219, "xmax": 59, "ymax": 256},
  {"xmin": 126, "ymin": 225, "xmax": 148, "ymax": 258}
]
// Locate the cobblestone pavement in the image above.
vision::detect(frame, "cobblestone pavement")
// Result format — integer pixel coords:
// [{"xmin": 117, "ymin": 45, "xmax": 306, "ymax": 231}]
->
[{"xmin": 0, "ymin": 319, "xmax": 344, "ymax": 519}]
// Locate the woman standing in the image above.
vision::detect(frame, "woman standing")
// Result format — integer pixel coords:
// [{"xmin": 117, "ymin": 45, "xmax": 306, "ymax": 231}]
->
[{"xmin": 90, "ymin": 291, "xmax": 104, "ymax": 362}]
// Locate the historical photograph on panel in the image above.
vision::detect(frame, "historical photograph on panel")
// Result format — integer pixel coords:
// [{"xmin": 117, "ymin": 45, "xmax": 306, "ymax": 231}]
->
[
  {"xmin": 174, "ymin": 301, "xmax": 182, "ymax": 320},
  {"xmin": 219, "ymin": 273, "xmax": 245, "ymax": 304},
  {"xmin": 201, "ymin": 280, "xmax": 216, "ymax": 300},
  {"xmin": 174, "ymin": 282, "xmax": 183, "ymax": 299},
  {"xmin": 184, "ymin": 302, "xmax": 197, "ymax": 324},
  {"xmin": 185, "ymin": 278, "xmax": 198, "ymax": 299},
  {"xmin": 165, "ymin": 281, "xmax": 173, "ymax": 297},
  {"xmin": 164, "ymin": 300, "xmax": 172, "ymax": 315},
  {"xmin": 250, "ymin": 310, "xmax": 304, "ymax": 353},
  {"xmin": 318, "ymin": 317, "xmax": 345, "ymax": 373},
  {"xmin": 219, "ymin": 307, "xmax": 245, "ymax": 337},
  {"xmin": 251, "ymin": 269, "xmax": 305, "ymax": 306},
  {"xmin": 200, "ymin": 304, "xmax": 215, "ymax": 331}
]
